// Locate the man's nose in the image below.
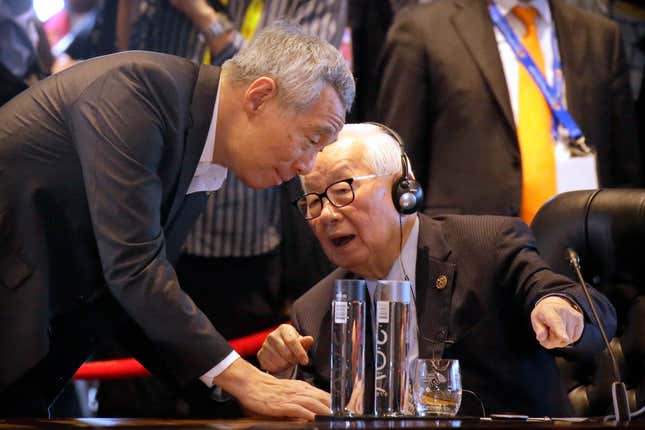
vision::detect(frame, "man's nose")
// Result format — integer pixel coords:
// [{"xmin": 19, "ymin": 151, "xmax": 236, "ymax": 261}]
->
[
  {"xmin": 318, "ymin": 197, "xmax": 340, "ymax": 222},
  {"xmin": 293, "ymin": 149, "xmax": 318, "ymax": 175}
]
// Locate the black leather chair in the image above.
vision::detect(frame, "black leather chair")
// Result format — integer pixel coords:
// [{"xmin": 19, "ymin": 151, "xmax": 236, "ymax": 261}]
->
[{"xmin": 531, "ymin": 189, "xmax": 644, "ymax": 417}]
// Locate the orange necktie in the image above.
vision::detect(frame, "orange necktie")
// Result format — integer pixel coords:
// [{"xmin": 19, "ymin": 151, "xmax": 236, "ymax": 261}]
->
[{"xmin": 513, "ymin": 6, "xmax": 556, "ymax": 223}]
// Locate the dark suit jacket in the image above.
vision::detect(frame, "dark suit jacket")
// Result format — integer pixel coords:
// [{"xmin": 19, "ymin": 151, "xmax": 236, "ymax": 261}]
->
[
  {"xmin": 0, "ymin": 51, "xmax": 232, "ymax": 391},
  {"xmin": 377, "ymin": 0, "xmax": 641, "ymax": 216},
  {"xmin": 348, "ymin": 0, "xmax": 417, "ymax": 121},
  {"xmin": 291, "ymin": 214, "xmax": 616, "ymax": 416}
]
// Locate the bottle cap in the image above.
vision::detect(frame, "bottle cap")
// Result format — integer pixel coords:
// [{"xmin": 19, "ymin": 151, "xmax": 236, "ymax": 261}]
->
[{"xmin": 334, "ymin": 279, "xmax": 367, "ymax": 302}]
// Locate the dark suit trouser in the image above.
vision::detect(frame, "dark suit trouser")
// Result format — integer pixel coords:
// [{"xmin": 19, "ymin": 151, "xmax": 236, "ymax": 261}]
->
[{"xmin": 0, "ymin": 293, "xmax": 127, "ymax": 417}]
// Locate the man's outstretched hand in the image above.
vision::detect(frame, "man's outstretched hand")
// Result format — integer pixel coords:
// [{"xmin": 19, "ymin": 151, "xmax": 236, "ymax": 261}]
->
[
  {"xmin": 213, "ymin": 358, "xmax": 330, "ymax": 421},
  {"xmin": 531, "ymin": 296, "xmax": 584, "ymax": 349}
]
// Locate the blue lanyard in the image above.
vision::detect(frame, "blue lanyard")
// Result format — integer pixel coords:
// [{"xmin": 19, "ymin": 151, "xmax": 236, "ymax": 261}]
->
[{"xmin": 488, "ymin": 3, "xmax": 589, "ymax": 150}]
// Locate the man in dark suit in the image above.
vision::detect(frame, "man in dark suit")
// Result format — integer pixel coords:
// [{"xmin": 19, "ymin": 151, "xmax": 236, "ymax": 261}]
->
[
  {"xmin": 376, "ymin": 0, "xmax": 641, "ymax": 220},
  {"xmin": 256, "ymin": 123, "xmax": 616, "ymax": 416},
  {"xmin": 0, "ymin": 23, "xmax": 354, "ymax": 418}
]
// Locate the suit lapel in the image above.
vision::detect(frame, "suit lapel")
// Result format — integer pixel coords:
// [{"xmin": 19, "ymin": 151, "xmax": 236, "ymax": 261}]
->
[
  {"xmin": 451, "ymin": 0, "xmax": 515, "ymax": 133},
  {"xmin": 415, "ymin": 215, "xmax": 456, "ymax": 358},
  {"xmin": 550, "ymin": 0, "xmax": 585, "ymax": 127},
  {"xmin": 165, "ymin": 64, "xmax": 221, "ymax": 229}
]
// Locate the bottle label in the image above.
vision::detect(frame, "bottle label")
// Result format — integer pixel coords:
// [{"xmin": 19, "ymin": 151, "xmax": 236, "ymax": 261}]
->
[
  {"xmin": 377, "ymin": 301, "xmax": 390, "ymax": 323},
  {"xmin": 334, "ymin": 301, "xmax": 348, "ymax": 324}
]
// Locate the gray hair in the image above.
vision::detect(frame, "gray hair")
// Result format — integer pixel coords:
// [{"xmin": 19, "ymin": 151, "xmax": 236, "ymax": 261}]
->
[
  {"xmin": 222, "ymin": 21, "xmax": 355, "ymax": 113},
  {"xmin": 301, "ymin": 123, "xmax": 412, "ymax": 193}
]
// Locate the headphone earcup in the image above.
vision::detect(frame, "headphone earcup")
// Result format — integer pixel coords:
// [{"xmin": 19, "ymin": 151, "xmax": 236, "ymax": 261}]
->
[{"xmin": 392, "ymin": 178, "xmax": 424, "ymax": 215}]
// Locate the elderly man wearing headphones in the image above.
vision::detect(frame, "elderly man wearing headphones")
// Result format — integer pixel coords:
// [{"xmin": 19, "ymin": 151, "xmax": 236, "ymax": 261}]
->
[{"xmin": 257, "ymin": 123, "xmax": 616, "ymax": 418}]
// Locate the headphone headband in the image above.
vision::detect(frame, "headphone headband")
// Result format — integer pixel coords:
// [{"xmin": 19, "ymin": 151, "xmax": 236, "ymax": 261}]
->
[{"xmin": 365, "ymin": 122, "xmax": 424, "ymax": 214}]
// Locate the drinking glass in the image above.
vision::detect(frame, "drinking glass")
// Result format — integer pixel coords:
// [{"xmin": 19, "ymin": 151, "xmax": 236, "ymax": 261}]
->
[{"xmin": 413, "ymin": 359, "xmax": 461, "ymax": 417}]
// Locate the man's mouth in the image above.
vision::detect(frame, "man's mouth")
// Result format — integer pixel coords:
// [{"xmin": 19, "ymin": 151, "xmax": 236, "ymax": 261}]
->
[{"xmin": 331, "ymin": 235, "xmax": 356, "ymax": 247}]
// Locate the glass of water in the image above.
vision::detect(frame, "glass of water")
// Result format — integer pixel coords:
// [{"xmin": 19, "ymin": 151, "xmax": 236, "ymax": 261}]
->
[{"xmin": 413, "ymin": 359, "xmax": 461, "ymax": 417}]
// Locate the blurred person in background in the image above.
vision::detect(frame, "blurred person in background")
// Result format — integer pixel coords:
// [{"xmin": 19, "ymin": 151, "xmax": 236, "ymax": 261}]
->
[
  {"xmin": 565, "ymin": 0, "xmax": 645, "ymax": 192},
  {"xmin": 43, "ymin": 0, "xmax": 118, "ymax": 73},
  {"xmin": 565, "ymin": 0, "xmax": 644, "ymax": 97},
  {"xmin": 377, "ymin": 0, "xmax": 642, "ymax": 224},
  {"xmin": 0, "ymin": 0, "xmax": 52, "ymax": 106}
]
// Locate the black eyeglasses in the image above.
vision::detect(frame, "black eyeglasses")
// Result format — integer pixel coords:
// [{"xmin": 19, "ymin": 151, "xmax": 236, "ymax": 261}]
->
[{"xmin": 292, "ymin": 173, "xmax": 392, "ymax": 220}]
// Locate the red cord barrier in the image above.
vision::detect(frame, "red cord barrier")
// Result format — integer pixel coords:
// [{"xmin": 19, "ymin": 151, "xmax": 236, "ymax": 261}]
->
[
  {"xmin": 73, "ymin": 326, "xmax": 279, "ymax": 380},
  {"xmin": 74, "ymin": 358, "xmax": 148, "ymax": 380}
]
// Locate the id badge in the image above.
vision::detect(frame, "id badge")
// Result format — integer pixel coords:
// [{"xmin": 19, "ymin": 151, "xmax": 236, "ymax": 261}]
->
[{"xmin": 554, "ymin": 127, "xmax": 598, "ymax": 193}]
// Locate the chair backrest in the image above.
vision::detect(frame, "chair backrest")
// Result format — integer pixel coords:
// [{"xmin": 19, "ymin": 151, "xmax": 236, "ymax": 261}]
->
[{"xmin": 531, "ymin": 189, "xmax": 645, "ymax": 417}]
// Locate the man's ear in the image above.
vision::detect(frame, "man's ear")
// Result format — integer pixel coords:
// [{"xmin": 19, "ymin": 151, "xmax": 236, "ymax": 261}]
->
[{"xmin": 243, "ymin": 76, "xmax": 278, "ymax": 113}]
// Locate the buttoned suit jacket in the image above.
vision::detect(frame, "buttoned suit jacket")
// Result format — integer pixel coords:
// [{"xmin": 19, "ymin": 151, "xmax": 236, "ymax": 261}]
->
[
  {"xmin": 377, "ymin": 0, "xmax": 641, "ymax": 217},
  {"xmin": 291, "ymin": 214, "xmax": 616, "ymax": 416},
  {"xmin": 0, "ymin": 51, "xmax": 232, "ymax": 391}
]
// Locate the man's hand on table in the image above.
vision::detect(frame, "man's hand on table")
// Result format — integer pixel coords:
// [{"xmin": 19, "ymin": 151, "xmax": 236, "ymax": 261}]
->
[
  {"xmin": 213, "ymin": 358, "xmax": 329, "ymax": 421},
  {"xmin": 257, "ymin": 324, "xmax": 314, "ymax": 375},
  {"xmin": 531, "ymin": 296, "xmax": 584, "ymax": 349}
]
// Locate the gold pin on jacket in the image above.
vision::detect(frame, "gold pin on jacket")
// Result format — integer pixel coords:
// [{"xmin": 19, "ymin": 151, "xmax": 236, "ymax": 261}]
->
[{"xmin": 436, "ymin": 275, "xmax": 448, "ymax": 290}]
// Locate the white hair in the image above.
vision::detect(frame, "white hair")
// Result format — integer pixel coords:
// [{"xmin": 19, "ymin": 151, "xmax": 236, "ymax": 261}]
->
[
  {"xmin": 221, "ymin": 21, "xmax": 355, "ymax": 113},
  {"xmin": 301, "ymin": 123, "xmax": 414, "ymax": 193},
  {"xmin": 339, "ymin": 123, "xmax": 411, "ymax": 176}
]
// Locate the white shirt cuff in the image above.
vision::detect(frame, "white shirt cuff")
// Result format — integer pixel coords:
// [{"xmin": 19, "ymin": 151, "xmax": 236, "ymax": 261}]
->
[{"xmin": 199, "ymin": 351, "xmax": 240, "ymax": 388}]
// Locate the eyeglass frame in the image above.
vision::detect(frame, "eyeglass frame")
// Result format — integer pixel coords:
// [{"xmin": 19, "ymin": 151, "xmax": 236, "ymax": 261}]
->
[{"xmin": 291, "ymin": 173, "xmax": 394, "ymax": 220}]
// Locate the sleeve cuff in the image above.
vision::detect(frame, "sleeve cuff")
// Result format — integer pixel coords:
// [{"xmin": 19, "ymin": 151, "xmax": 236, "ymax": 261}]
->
[
  {"xmin": 535, "ymin": 293, "xmax": 582, "ymax": 312},
  {"xmin": 199, "ymin": 351, "xmax": 240, "ymax": 387}
]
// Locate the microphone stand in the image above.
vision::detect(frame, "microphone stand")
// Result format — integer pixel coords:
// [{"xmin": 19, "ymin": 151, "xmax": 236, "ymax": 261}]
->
[{"xmin": 565, "ymin": 248, "xmax": 631, "ymax": 423}]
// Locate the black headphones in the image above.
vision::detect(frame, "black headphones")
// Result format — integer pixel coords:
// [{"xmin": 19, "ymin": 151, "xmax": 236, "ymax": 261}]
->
[{"xmin": 367, "ymin": 122, "xmax": 424, "ymax": 215}]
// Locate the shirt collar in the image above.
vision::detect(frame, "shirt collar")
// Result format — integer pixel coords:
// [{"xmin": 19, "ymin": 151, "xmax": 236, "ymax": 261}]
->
[
  {"xmin": 199, "ymin": 79, "xmax": 222, "ymax": 164},
  {"xmin": 186, "ymin": 79, "xmax": 228, "ymax": 194},
  {"xmin": 493, "ymin": 0, "xmax": 553, "ymax": 25}
]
